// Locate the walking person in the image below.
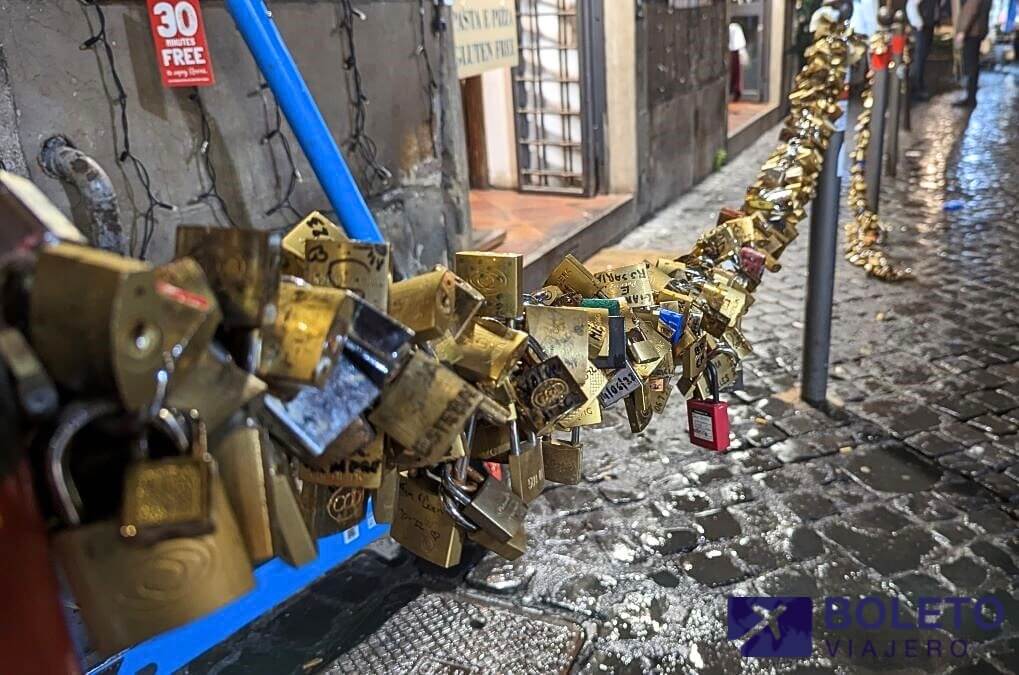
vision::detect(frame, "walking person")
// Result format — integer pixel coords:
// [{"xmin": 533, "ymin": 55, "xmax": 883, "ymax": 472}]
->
[
  {"xmin": 909, "ymin": 0, "xmax": 939, "ymax": 100},
  {"xmin": 954, "ymin": 0, "xmax": 993, "ymax": 107}
]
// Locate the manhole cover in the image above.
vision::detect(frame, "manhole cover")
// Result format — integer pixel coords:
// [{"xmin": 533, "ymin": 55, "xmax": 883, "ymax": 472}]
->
[{"xmin": 322, "ymin": 593, "xmax": 583, "ymax": 674}]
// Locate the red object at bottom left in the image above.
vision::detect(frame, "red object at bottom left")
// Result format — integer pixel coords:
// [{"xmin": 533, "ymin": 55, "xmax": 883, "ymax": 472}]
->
[{"xmin": 0, "ymin": 458, "xmax": 81, "ymax": 675}]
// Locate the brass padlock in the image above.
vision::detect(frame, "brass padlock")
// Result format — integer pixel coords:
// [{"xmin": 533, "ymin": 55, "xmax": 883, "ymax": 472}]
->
[
  {"xmin": 557, "ymin": 361, "xmax": 606, "ymax": 429},
  {"xmin": 297, "ymin": 433, "xmax": 384, "ymax": 489},
  {"xmin": 371, "ymin": 464, "xmax": 400, "ymax": 525},
  {"xmin": 298, "ymin": 483, "xmax": 366, "ymax": 537},
  {"xmin": 624, "ymin": 380, "xmax": 654, "ymax": 433},
  {"xmin": 390, "ymin": 475, "xmax": 463, "ymax": 567},
  {"xmin": 120, "ymin": 409, "xmax": 215, "ymax": 545},
  {"xmin": 508, "ymin": 422, "xmax": 545, "ymax": 504},
  {"xmin": 432, "ymin": 318, "xmax": 528, "ymax": 384},
  {"xmin": 29, "ymin": 243, "xmax": 165, "ymax": 412},
  {"xmin": 542, "ymin": 427, "xmax": 583, "ymax": 485},
  {"xmin": 256, "ymin": 278, "xmax": 347, "ymax": 387},
  {"xmin": 594, "ymin": 263, "xmax": 656, "ymax": 308},
  {"xmin": 441, "ymin": 462, "xmax": 525, "ymax": 544},
  {"xmin": 153, "ymin": 257, "xmax": 222, "ymax": 375},
  {"xmin": 453, "ymin": 251, "xmax": 523, "ymax": 319},
  {"xmin": 165, "ymin": 344, "xmax": 266, "ymax": 434},
  {"xmin": 281, "ymin": 211, "xmax": 347, "ymax": 276},
  {"xmin": 451, "ymin": 276, "xmax": 486, "ymax": 340},
  {"xmin": 262, "ymin": 441, "xmax": 317, "ymax": 567},
  {"xmin": 0, "ymin": 170, "xmax": 88, "ymax": 251},
  {"xmin": 524, "ymin": 305, "xmax": 590, "ymax": 387},
  {"xmin": 304, "ymin": 238, "xmax": 390, "ymax": 311},
  {"xmin": 648, "ymin": 375, "xmax": 674, "ymax": 415},
  {"xmin": 369, "ymin": 351, "xmax": 482, "ymax": 468},
  {"xmin": 468, "ymin": 526, "xmax": 527, "ymax": 561},
  {"xmin": 510, "ymin": 355, "xmax": 586, "ymax": 434},
  {"xmin": 544, "ymin": 254, "xmax": 600, "ymax": 297},
  {"xmin": 48, "ymin": 401, "xmax": 254, "ymax": 657},
  {"xmin": 212, "ymin": 420, "xmax": 274, "ymax": 563},
  {"xmin": 388, "ymin": 267, "xmax": 457, "ymax": 341},
  {"xmin": 175, "ymin": 226, "xmax": 282, "ymax": 328}
]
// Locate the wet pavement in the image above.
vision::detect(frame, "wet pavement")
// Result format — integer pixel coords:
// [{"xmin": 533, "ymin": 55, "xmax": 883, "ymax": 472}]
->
[{"xmin": 191, "ymin": 65, "xmax": 1019, "ymax": 674}]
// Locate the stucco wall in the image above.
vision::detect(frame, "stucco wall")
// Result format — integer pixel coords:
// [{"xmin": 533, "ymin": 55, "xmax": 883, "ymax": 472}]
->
[{"xmin": 0, "ymin": 0, "xmax": 469, "ymax": 274}]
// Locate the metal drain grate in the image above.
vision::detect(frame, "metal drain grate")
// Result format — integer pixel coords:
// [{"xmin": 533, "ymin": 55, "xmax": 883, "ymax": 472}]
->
[{"xmin": 322, "ymin": 593, "xmax": 583, "ymax": 675}]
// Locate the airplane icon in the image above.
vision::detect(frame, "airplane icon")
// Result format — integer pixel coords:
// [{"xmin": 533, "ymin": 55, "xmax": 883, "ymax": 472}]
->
[
  {"xmin": 739, "ymin": 603, "xmax": 788, "ymax": 646},
  {"xmin": 727, "ymin": 596, "xmax": 812, "ymax": 657}
]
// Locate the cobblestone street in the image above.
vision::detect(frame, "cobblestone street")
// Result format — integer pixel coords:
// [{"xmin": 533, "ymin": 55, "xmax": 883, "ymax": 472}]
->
[{"xmin": 194, "ymin": 66, "xmax": 1019, "ymax": 675}]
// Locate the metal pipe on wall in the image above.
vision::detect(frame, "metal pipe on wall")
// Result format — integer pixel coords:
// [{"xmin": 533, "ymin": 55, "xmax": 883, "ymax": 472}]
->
[
  {"xmin": 38, "ymin": 136, "xmax": 125, "ymax": 255},
  {"xmin": 224, "ymin": 0, "xmax": 385, "ymax": 244}
]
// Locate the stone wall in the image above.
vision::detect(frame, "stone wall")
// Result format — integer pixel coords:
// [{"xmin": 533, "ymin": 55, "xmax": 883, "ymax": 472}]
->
[{"xmin": 0, "ymin": 0, "xmax": 470, "ymax": 274}]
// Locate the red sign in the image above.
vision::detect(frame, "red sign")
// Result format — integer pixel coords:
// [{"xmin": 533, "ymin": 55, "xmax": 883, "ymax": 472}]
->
[{"xmin": 146, "ymin": 0, "xmax": 215, "ymax": 87}]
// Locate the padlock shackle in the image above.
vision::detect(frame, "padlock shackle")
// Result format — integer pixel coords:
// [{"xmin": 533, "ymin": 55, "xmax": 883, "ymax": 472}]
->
[
  {"xmin": 705, "ymin": 361, "xmax": 721, "ymax": 403},
  {"xmin": 508, "ymin": 419, "xmax": 522, "ymax": 456},
  {"xmin": 47, "ymin": 400, "xmax": 121, "ymax": 526},
  {"xmin": 440, "ymin": 490, "xmax": 479, "ymax": 533},
  {"xmin": 440, "ymin": 464, "xmax": 473, "ymax": 508}
]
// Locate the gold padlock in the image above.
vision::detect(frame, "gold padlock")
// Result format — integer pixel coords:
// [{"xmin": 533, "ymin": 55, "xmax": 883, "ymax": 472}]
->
[
  {"xmin": 431, "ymin": 318, "xmax": 528, "ymax": 384},
  {"xmin": 298, "ymin": 484, "xmax": 366, "ymax": 537},
  {"xmin": 594, "ymin": 263, "xmax": 656, "ymax": 308},
  {"xmin": 165, "ymin": 345, "xmax": 266, "ymax": 434},
  {"xmin": 390, "ymin": 475, "xmax": 463, "ymax": 567},
  {"xmin": 544, "ymin": 254, "xmax": 600, "ymax": 297},
  {"xmin": 542, "ymin": 427, "xmax": 583, "ymax": 485},
  {"xmin": 557, "ymin": 361, "xmax": 606, "ymax": 428},
  {"xmin": 524, "ymin": 305, "xmax": 590, "ymax": 387},
  {"xmin": 262, "ymin": 441, "xmax": 317, "ymax": 567},
  {"xmin": 0, "ymin": 170, "xmax": 88, "ymax": 250},
  {"xmin": 369, "ymin": 351, "xmax": 483, "ymax": 468},
  {"xmin": 48, "ymin": 402, "xmax": 254, "ymax": 657},
  {"xmin": 304, "ymin": 238, "xmax": 390, "ymax": 311},
  {"xmin": 297, "ymin": 433, "xmax": 384, "ymax": 489},
  {"xmin": 453, "ymin": 251, "xmax": 523, "ymax": 319},
  {"xmin": 256, "ymin": 278, "xmax": 347, "ymax": 387},
  {"xmin": 468, "ymin": 527, "xmax": 527, "ymax": 561},
  {"xmin": 508, "ymin": 423, "xmax": 545, "ymax": 504},
  {"xmin": 371, "ymin": 465, "xmax": 400, "ymax": 524},
  {"xmin": 29, "ymin": 243, "xmax": 165, "ymax": 412},
  {"xmin": 120, "ymin": 410, "xmax": 215, "ymax": 545},
  {"xmin": 624, "ymin": 380, "xmax": 654, "ymax": 433},
  {"xmin": 212, "ymin": 421, "xmax": 274, "ymax": 563},
  {"xmin": 153, "ymin": 257, "xmax": 222, "ymax": 375},
  {"xmin": 281, "ymin": 211, "xmax": 347, "ymax": 276},
  {"xmin": 175, "ymin": 226, "xmax": 282, "ymax": 328},
  {"xmin": 389, "ymin": 267, "xmax": 458, "ymax": 341},
  {"xmin": 510, "ymin": 355, "xmax": 586, "ymax": 434}
]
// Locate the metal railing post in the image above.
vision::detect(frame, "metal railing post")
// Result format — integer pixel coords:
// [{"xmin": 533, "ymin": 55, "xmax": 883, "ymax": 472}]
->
[
  {"xmin": 864, "ymin": 7, "xmax": 893, "ymax": 214},
  {"xmin": 885, "ymin": 11, "xmax": 906, "ymax": 178},
  {"xmin": 801, "ymin": 69, "xmax": 849, "ymax": 407}
]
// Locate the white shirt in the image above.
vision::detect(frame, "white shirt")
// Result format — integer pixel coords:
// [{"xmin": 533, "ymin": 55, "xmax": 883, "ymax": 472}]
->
[
  {"xmin": 906, "ymin": 0, "xmax": 924, "ymax": 29},
  {"xmin": 850, "ymin": 0, "xmax": 879, "ymax": 35},
  {"xmin": 728, "ymin": 22, "xmax": 747, "ymax": 52}
]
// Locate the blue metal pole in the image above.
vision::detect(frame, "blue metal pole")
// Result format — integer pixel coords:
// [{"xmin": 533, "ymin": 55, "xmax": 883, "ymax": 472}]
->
[{"xmin": 225, "ymin": 0, "xmax": 385, "ymax": 243}]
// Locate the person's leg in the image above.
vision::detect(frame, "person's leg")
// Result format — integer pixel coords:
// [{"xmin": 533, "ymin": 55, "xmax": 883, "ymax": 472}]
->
[
  {"xmin": 964, "ymin": 37, "xmax": 980, "ymax": 103},
  {"xmin": 911, "ymin": 25, "xmax": 934, "ymax": 94},
  {"xmin": 729, "ymin": 51, "xmax": 741, "ymax": 102}
]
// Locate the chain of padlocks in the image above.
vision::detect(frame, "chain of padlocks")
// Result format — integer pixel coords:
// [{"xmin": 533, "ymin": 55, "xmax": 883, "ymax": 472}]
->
[
  {"xmin": 843, "ymin": 31, "xmax": 914, "ymax": 281},
  {"xmin": 0, "ymin": 19, "xmax": 852, "ymax": 659}
]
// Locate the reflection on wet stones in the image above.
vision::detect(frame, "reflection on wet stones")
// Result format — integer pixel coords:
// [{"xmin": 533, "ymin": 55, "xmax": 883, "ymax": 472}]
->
[
  {"xmin": 681, "ymin": 550, "xmax": 748, "ymax": 587},
  {"xmin": 541, "ymin": 485, "xmax": 603, "ymax": 516},
  {"xmin": 657, "ymin": 527, "xmax": 699, "ymax": 555},
  {"xmin": 846, "ymin": 444, "xmax": 942, "ymax": 492},
  {"xmin": 466, "ymin": 555, "xmax": 535, "ymax": 594},
  {"xmin": 694, "ymin": 509, "xmax": 742, "ymax": 541}
]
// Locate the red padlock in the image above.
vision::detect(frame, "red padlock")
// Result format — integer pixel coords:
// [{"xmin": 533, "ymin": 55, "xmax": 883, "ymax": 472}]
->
[
  {"xmin": 739, "ymin": 246, "xmax": 766, "ymax": 284},
  {"xmin": 686, "ymin": 362, "xmax": 730, "ymax": 452}
]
